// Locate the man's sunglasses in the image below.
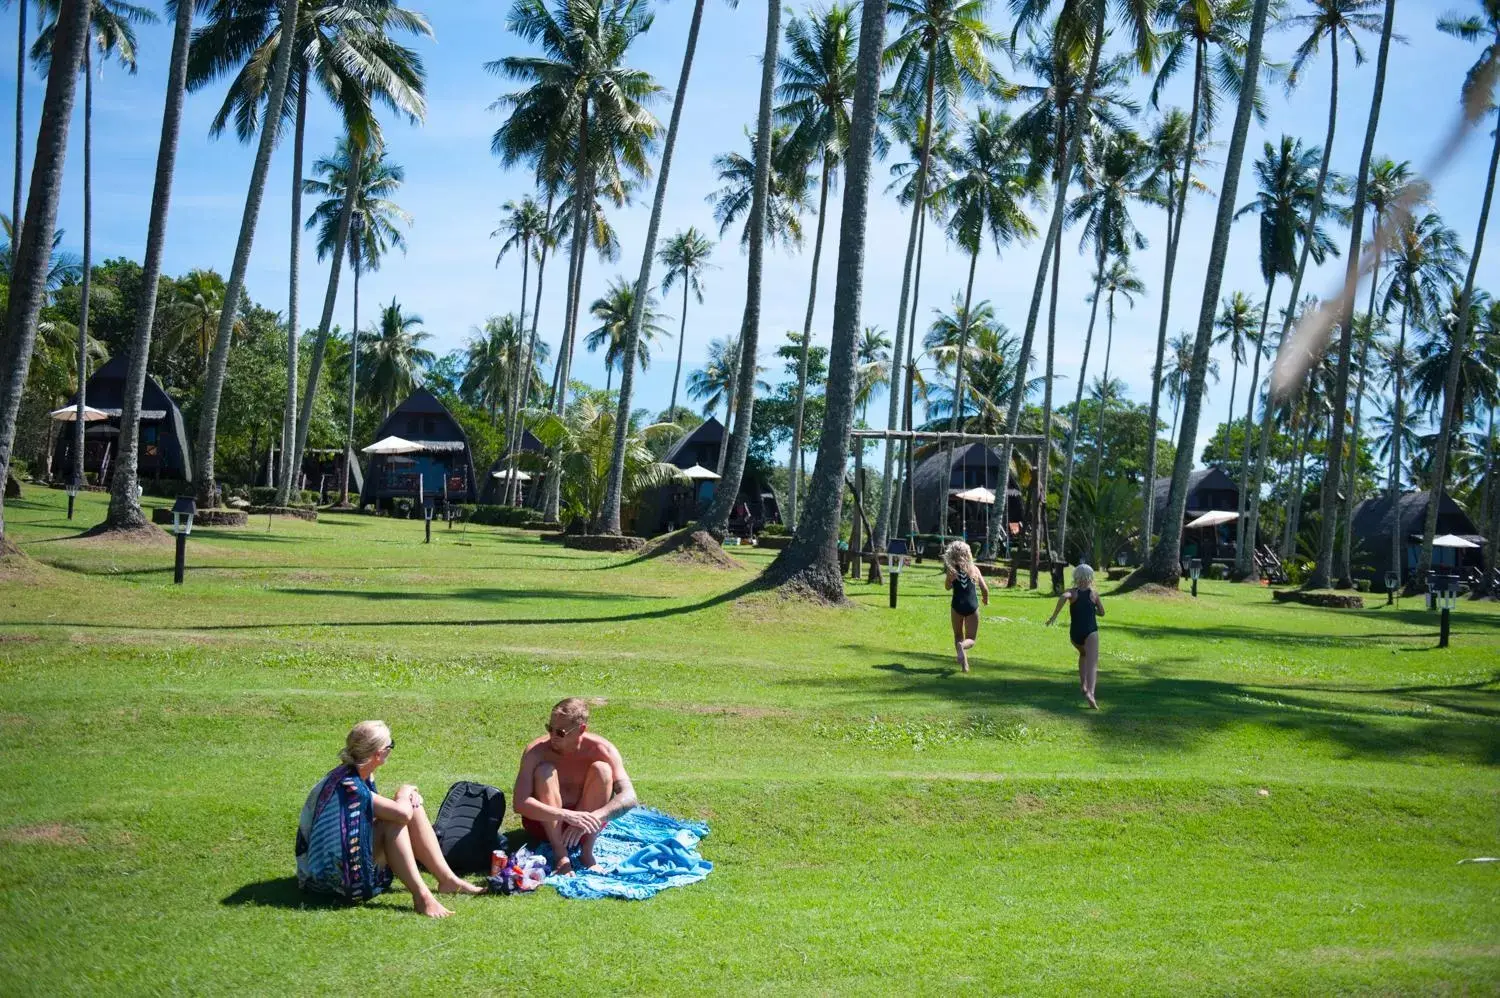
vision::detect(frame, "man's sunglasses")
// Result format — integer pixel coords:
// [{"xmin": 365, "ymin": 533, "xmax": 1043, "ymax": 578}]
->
[{"xmin": 546, "ymin": 723, "xmax": 579, "ymax": 739}]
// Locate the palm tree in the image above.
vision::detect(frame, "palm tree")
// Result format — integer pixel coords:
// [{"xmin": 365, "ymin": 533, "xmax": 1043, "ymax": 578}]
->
[
  {"xmin": 1165, "ymin": 332, "xmax": 1193, "ymax": 439},
  {"xmin": 1234, "ymin": 136, "xmax": 1340, "ymax": 577},
  {"xmin": 462, "ymin": 315, "xmax": 521, "ymax": 426},
  {"xmin": 294, "ymin": 137, "xmax": 410, "ymax": 505},
  {"xmin": 32, "ymin": 0, "xmax": 154, "ymax": 497},
  {"xmin": 493, "ymin": 195, "xmax": 549, "ymax": 503},
  {"xmin": 1056, "ymin": 128, "xmax": 1156, "ymax": 558},
  {"xmin": 1214, "ymin": 290, "xmax": 1257, "ymax": 464},
  {"xmin": 775, "ymin": 2, "xmax": 857, "ymax": 530},
  {"xmin": 1413, "ymin": 3, "xmax": 1500, "ymax": 579},
  {"xmin": 7, "ymin": 0, "xmax": 28, "ymax": 252},
  {"xmin": 490, "ymin": 0, "xmax": 662, "ymax": 523},
  {"xmin": 164, "ymin": 269, "xmax": 235, "ymax": 373},
  {"xmin": 363, "ymin": 298, "xmax": 432, "ymax": 419},
  {"xmin": 855, "ymin": 325, "xmax": 892, "ymax": 423},
  {"xmin": 874, "ymin": 0, "xmax": 1000, "ymax": 551},
  {"xmin": 1412, "ymin": 288, "xmax": 1496, "ymax": 434},
  {"xmin": 658, "ymin": 227, "xmax": 715, "ymax": 418},
  {"xmin": 760, "ymin": 0, "xmax": 889, "ymax": 596},
  {"xmin": 1089, "ymin": 257, "xmax": 1142, "ymax": 487},
  {"xmin": 105, "ymin": 0, "xmax": 195, "ymax": 530},
  {"xmin": 0, "ymin": 0, "xmax": 87, "ymax": 545},
  {"xmin": 584, "ymin": 276, "xmax": 667, "ymax": 392},
  {"xmin": 686, "ymin": 336, "xmax": 739, "ymax": 422},
  {"xmin": 707, "ymin": 126, "xmax": 812, "ymax": 251}
]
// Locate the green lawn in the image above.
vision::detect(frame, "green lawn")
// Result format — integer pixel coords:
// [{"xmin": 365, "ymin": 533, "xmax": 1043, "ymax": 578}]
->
[{"xmin": 1, "ymin": 487, "xmax": 1497, "ymax": 994}]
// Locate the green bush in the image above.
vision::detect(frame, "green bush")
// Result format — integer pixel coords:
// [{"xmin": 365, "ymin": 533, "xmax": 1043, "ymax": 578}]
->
[
  {"xmin": 247, "ymin": 487, "xmax": 319, "ymax": 508},
  {"xmin": 1206, "ymin": 563, "xmax": 1227, "ymax": 581},
  {"xmin": 140, "ymin": 478, "xmax": 192, "ymax": 499},
  {"xmin": 759, "ymin": 522, "xmax": 788, "ymax": 536},
  {"xmin": 456, "ymin": 504, "xmax": 542, "ymax": 528},
  {"xmin": 1354, "ymin": 579, "xmax": 1371, "ymax": 593}
]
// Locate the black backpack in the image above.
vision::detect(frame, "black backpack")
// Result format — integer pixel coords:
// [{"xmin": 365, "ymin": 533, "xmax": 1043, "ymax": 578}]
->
[{"xmin": 432, "ymin": 781, "xmax": 506, "ymax": 875}]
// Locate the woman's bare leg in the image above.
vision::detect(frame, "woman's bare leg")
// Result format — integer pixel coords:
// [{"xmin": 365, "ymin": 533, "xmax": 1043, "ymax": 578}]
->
[
  {"xmin": 377, "ymin": 818, "xmax": 453, "ymax": 918},
  {"xmin": 951, "ymin": 610, "xmax": 969, "ymax": 672},
  {"xmin": 1082, "ymin": 631, "xmax": 1100, "ymax": 708},
  {"xmin": 407, "ymin": 803, "xmax": 483, "ymax": 895}
]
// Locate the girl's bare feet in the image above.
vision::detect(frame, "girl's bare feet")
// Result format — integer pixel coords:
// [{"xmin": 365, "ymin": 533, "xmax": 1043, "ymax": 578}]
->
[
  {"xmin": 955, "ymin": 642, "xmax": 969, "ymax": 673},
  {"xmin": 414, "ymin": 893, "xmax": 454, "ymax": 918},
  {"xmin": 1085, "ymin": 693, "xmax": 1098, "ymax": 709}
]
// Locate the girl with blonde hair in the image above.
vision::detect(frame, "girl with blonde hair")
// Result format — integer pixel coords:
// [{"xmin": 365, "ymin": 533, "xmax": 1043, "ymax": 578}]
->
[
  {"xmin": 1046, "ymin": 564, "xmax": 1105, "ymax": 708},
  {"xmin": 942, "ymin": 540, "xmax": 990, "ymax": 672},
  {"xmin": 295, "ymin": 721, "xmax": 482, "ymax": 917}
]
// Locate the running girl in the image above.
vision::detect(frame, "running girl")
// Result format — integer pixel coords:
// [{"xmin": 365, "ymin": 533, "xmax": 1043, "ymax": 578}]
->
[
  {"xmin": 1046, "ymin": 564, "xmax": 1104, "ymax": 708},
  {"xmin": 942, "ymin": 540, "xmax": 989, "ymax": 673}
]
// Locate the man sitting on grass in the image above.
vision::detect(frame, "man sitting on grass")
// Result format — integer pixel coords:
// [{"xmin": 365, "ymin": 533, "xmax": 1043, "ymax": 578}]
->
[{"xmin": 513, "ymin": 697, "xmax": 637, "ymax": 875}]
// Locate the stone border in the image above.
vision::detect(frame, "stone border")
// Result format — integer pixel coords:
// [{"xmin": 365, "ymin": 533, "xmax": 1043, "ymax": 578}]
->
[
  {"xmin": 1271, "ymin": 589, "xmax": 1364, "ymax": 609},
  {"xmin": 150, "ymin": 507, "xmax": 250, "ymax": 528},
  {"xmin": 756, "ymin": 535, "xmax": 791, "ymax": 550},
  {"xmin": 562, "ymin": 534, "xmax": 647, "ymax": 553}
]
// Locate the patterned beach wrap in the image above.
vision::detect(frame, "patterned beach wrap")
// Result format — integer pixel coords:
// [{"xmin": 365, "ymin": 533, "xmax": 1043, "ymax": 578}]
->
[{"xmin": 295, "ymin": 765, "xmax": 393, "ymax": 901}]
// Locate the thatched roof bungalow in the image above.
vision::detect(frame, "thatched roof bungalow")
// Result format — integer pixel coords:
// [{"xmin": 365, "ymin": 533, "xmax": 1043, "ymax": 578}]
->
[
  {"xmin": 52, "ymin": 355, "xmax": 192, "ymax": 484},
  {"xmin": 358, "ymin": 389, "xmax": 478, "ymax": 508}
]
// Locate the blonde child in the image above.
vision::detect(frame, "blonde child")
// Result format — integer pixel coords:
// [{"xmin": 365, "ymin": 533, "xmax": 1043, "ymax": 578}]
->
[
  {"xmin": 1046, "ymin": 564, "xmax": 1105, "ymax": 708},
  {"xmin": 942, "ymin": 540, "xmax": 990, "ymax": 672}
]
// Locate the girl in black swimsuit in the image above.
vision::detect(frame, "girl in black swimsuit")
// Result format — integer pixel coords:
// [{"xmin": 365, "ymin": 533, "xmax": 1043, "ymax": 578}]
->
[
  {"xmin": 942, "ymin": 541, "xmax": 990, "ymax": 673},
  {"xmin": 1047, "ymin": 564, "xmax": 1104, "ymax": 708}
]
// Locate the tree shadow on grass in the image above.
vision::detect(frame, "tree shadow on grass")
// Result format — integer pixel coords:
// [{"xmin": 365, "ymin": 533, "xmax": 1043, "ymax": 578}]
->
[
  {"xmin": 221, "ymin": 877, "xmax": 357, "ymax": 911},
  {"xmin": 788, "ymin": 647, "xmax": 1500, "ymax": 766},
  {"xmin": 271, "ymin": 586, "xmax": 669, "ymax": 603},
  {"xmin": 1106, "ymin": 619, "xmax": 1452, "ymax": 648}
]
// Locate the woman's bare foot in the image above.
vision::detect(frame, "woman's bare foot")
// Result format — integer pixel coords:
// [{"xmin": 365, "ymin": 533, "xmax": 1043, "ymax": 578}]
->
[
  {"xmin": 414, "ymin": 893, "xmax": 454, "ymax": 918},
  {"xmin": 438, "ymin": 878, "xmax": 484, "ymax": 896}
]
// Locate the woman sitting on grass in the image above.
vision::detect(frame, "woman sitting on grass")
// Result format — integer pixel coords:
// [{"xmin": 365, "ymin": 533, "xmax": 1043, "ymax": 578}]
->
[
  {"xmin": 295, "ymin": 720, "xmax": 482, "ymax": 917},
  {"xmin": 943, "ymin": 540, "xmax": 989, "ymax": 673},
  {"xmin": 1046, "ymin": 564, "xmax": 1105, "ymax": 709}
]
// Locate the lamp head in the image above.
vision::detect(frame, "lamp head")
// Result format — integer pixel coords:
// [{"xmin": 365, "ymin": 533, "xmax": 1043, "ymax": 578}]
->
[
  {"xmin": 1384, "ymin": 571, "xmax": 1399, "ymax": 593},
  {"xmin": 66, "ymin": 475, "xmax": 80, "ymax": 498},
  {"xmin": 887, "ymin": 539, "xmax": 908, "ymax": 575},
  {"xmin": 1188, "ymin": 558, "xmax": 1203, "ymax": 580},
  {"xmin": 171, "ymin": 495, "xmax": 197, "ymax": 536}
]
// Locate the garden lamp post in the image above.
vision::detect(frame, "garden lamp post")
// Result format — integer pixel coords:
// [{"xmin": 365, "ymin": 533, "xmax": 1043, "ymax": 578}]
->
[
  {"xmin": 1428, "ymin": 574, "xmax": 1460, "ymax": 648},
  {"xmin": 66, "ymin": 474, "xmax": 80, "ymax": 520},
  {"xmin": 886, "ymin": 539, "xmax": 909, "ymax": 609},
  {"xmin": 423, "ymin": 496, "xmax": 434, "ymax": 545},
  {"xmin": 1189, "ymin": 558, "xmax": 1203, "ymax": 598},
  {"xmin": 171, "ymin": 495, "xmax": 196, "ymax": 585},
  {"xmin": 1384, "ymin": 570, "xmax": 1400, "ymax": 606}
]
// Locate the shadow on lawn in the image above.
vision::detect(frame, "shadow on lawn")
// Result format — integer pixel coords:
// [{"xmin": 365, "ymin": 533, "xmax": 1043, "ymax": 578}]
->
[
  {"xmin": 795, "ymin": 648, "xmax": 1500, "ymax": 766},
  {"xmin": 272, "ymin": 586, "xmax": 669, "ymax": 603},
  {"xmin": 221, "ymin": 877, "xmax": 360, "ymax": 911}
]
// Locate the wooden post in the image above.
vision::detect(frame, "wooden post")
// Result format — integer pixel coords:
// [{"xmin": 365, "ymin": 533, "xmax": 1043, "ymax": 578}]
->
[{"xmin": 851, "ymin": 446, "xmax": 863, "ymax": 582}]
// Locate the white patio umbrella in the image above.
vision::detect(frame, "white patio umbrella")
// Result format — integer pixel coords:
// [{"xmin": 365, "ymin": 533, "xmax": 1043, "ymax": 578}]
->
[
  {"xmin": 50, "ymin": 404, "xmax": 109, "ymax": 422},
  {"xmin": 954, "ymin": 485, "xmax": 996, "ymax": 504},
  {"xmin": 362, "ymin": 435, "xmax": 423, "ymax": 455},
  {"xmin": 1432, "ymin": 534, "xmax": 1480, "ymax": 549},
  {"xmin": 491, "ymin": 468, "xmax": 532, "ymax": 482},
  {"xmin": 681, "ymin": 463, "xmax": 721, "ymax": 481},
  {"xmin": 1186, "ymin": 510, "xmax": 1239, "ymax": 529}
]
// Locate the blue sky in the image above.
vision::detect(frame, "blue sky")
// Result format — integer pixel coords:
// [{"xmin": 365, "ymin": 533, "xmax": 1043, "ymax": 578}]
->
[{"xmin": 5, "ymin": 0, "xmax": 1498, "ymax": 468}]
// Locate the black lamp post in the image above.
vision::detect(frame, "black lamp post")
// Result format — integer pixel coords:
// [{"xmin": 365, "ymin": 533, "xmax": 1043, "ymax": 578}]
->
[
  {"xmin": 1189, "ymin": 558, "xmax": 1203, "ymax": 598},
  {"xmin": 423, "ymin": 497, "xmax": 434, "ymax": 545},
  {"xmin": 886, "ymin": 539, "xmax": 908, "ymax": 609},
  {"xmin": 1384, "ymin": 570, "xmax": 1400, "ymax": 606},
  {"xmin": 65, "ymin": 475, "xmax": 80, "ymax": 520},
  {"xmin": 1428, "ymin": 573, "xmax": 1460, "ymax": 648},
  {"xmin": 171, "ymin": 495, "xmax": 196, "ymax": 585}
]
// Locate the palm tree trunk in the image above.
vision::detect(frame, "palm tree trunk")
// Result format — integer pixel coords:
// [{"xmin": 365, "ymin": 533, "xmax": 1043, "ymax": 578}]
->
[
  {"xmin": 507, "ymin": 194, "xmax": 552, "ymax": 507},
  {"xmin": 993, "ymin": 1, "xmax": 1105, "ymax": 564},
  {"xmin": 501, "ymin": 235, "xmax": 531, "ymax": 506},
  {"xmin": 1142, "ymin": 46, "xmax": 1202, "ymax": 564},
  {"xmin": 275, "ymin": 63, "xmax": 308, "ymax": 508},
  {"xmin": 1389, "ymin": 306, "xmax": 1407, "ymax": 582},
  {"xmin": 601, "ymin": 0, "xmax": 707, "ymax": 534},
  {"xmin": 1136, "ymin": 0, "xmax": 1272, "ymax": 586},
  {"xmin": 1417, "ymin": 104, "xmax": 1500, "ymax": 579},
  {"xmin": 1339, "ymin": 320, "xmax": 1372, "ymax": 585},
  {"xmin": 940, "ymin": 249, "xmax": 981, "ymax": 541},
  {"xmin": 876, "ymin": 62, "xmax": 936, "ymax": 553},
  {"xmin": 545, "ymin": 109, "xmax": 592, "ymax": 524},
  {"xmin": 72, "ymin": 45, "xmax": 92, "ymax": 495},
  {"xmin": 1034, "ymin": 226, "xmax": 1063, "ymax": 586},
  {"xmin": 1171, "ymin": 392, "xmax": 1181, "ymax": 440},
  {"xmin": 760, "ymin": 0, "xmax": 887, "ymax": 597},
  {"xmin": 1090, "ymin": 288, "xmax": 1117, "ymax": 489},
  {"xmin": 1234, "ymin": 276, "xmax": 1275, "ymax": 576},
  {"xmin": 898, "ymin": 200, "xmax": 928, "ymax": 537},
  {"xmin": 338, "ymin": 252, "xmax": 360, "ymax": 507},
  {"xmin": 1057, "ymin": 265, "xmax": 1106, "ymax": 562},
  {"xmin": 0, "ymin": 0, "xmax": 87, "ymax": 547},
  {"xmin": 11, "ymin": 0, "xmax": 25, "ymax": 255},
  {"xmin": 1283, "ymin": 407, "xmax": 1311, "ymax": 559},
  {"xmin": 701, "ymin": 0, "xmax": 780, "ymax": 538},
  {"xmin": 789, "ymin": 153, "xmax": 833, "ymax": 531},
  {"xmin": 1224, "ymin": 352, "xmax": 1240, "ymax": 474},
  {"xmin": 291, "ymin": 147, "xmax": 360, "ymax": 503},
  {"xmin": 669, "ymin": 278, "xmax": 689, "ymax": 417},
  {"xmin": 716, "ymin": 341, "xmax": 739, "ymax": 477},
  {"xmin": 107, "ymin": 0, "xmax": 193, "ymax": 529},
  {"xmin": 192, "ymin": 0, "xmax": 301, "ymax": 508},
  {"xmin": 1485, "ymin": 404, "xmax": 1499, "ymax": 581}
]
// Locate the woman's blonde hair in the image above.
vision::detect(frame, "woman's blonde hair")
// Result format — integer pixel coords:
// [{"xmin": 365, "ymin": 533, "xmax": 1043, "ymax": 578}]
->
[
  {"xmin": 339, "ymin": 720, "xmax": 392, "ymax": 766},
  {"xmin": 1073, "ymin": 564, "xmax": 1096, "ymax": 590},
  {"xmin": 943, "ymin": 540, "xmax": 975, "ymax": 575}
]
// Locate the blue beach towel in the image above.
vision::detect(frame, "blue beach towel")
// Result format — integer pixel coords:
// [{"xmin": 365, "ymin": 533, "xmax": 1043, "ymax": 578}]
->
[{"xmin": 540, "ymin": 807, "xmax": 712, "ymax": 901}]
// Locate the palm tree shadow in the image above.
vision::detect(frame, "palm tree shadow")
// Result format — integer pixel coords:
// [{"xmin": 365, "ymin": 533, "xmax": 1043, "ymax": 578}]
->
[
  {"xmin": 875, "ymin": 661, "xmax": 957, "ymax": 679},
  {"xmin": 220, "ymin": 877, "xmax": 359, "ymax": 911}
]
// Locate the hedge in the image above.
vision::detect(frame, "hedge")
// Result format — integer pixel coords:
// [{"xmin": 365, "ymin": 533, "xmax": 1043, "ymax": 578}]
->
[
  {"xmin": 453, "ymin": 504, "xmax": 543, "ymax": 528},
  {"xmin": 247, "ymin": 487, "xmax": 319, "ymax": 508}
]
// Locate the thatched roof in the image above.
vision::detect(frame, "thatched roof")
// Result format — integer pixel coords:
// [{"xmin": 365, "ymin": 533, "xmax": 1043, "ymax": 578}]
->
[{"xmin": 1349, "ymin": 491, "xmax": 1483, "ymax": 567}]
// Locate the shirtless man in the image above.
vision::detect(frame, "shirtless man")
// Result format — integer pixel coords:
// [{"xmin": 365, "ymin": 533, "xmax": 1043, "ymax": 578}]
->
[{"xmin": 513, "ymin": 697, "xmax": 637, "ymax": 875}]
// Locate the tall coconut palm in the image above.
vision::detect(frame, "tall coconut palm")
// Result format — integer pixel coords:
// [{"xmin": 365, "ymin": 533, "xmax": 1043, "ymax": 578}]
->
[
  {"xmin": 774, "ymin": 2, "xmax": 857, "ymax": 530},
  {"xmin": 490, "ymin": 0, "xmax": 662, "ymax": 523},
  {"xmin": 584, "ymin": 275, "xmax": 666, "ymax": 392},
  {"xmin": 686, "ymin": 335, "xmax": 739, "ymax": 422},
  {"xmin": 760, "ymin": 0, "xmax": 888, "ymax": 596},
  {"xmin": 363, "ymin": 298, "xmax": 431, "ymax": 418},
  {"xmin": 0, "ymin": 0, "xmax": 87, "ymax": 545},
  {"xmin": 1214, "ymin": 290, "xmax": 1257, "ymax": 460},
  {"xmin": 855, "ymin": 325, "xmax": 892, "ymax": 422},
  {"xmin": 600, "ymin": 0, "xmax": 721, "ymax": 534},
  {"xmin": 7, "ymin": 0, "xmax": 27, "ymax": 252},
  {"xmin": 699, "ymin": 0, "xmax": 784, "ymax": 538},
  {"xmin": 658, "ymin": 227, "xmax": 715, "ymax": 418},
  {"xmin": 874, "ymin": 0, "xmax": 1001, "ymax": 552},
  {"xmin": 1414, "ymin": 2, "xmax": 1500, "ymax": 579},
  {"xmin": 1287, "ymin": 0, "xmax": 1387, "ymax": 588},
  {"xmin": 706, "ymin": 125, "xmax": 812, "ymax": 250},
  {"xmin": 1057, "ymin": 128, "xmax": 1155, "ymax": 558},
  {"xmin": 106, "ymin": 0, "xmax": 196, "ymax": 529},
  {"xmin": 32, "ymin": 0, "xmax": 154, "ymax": 498},
  {"xmin": 1090, "ymin": 256, "xmax": 1143, "ymax": 487},
  {"xmin": 1413, "ymin": 287, "xmax": 1496, "ymax": 430},
  {"xmin": 1136, "ymin": 0, "xmax": 1274, "ymax": 585},
  {"xmin": 1234, "ymin": 136, "xmax": 1339, "ymax": 576},
  {"xmin": 461, "ymin": 314, "xmax": 522, "ymax": 426},
  {"xmin": 493, "ymin": 195, "xmax": 548, "ymax": 503}
]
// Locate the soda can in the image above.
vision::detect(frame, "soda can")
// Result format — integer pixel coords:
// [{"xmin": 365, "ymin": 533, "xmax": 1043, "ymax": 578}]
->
[{"xmin": 491, "ymin": 849, "xmax": 506, "ymax": 877}]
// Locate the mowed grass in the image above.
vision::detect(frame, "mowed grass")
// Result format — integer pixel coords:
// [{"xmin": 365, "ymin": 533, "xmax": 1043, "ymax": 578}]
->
[{"xmin": 0, "ymin": 487, "xmax": 1497, "ymax": 995}]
